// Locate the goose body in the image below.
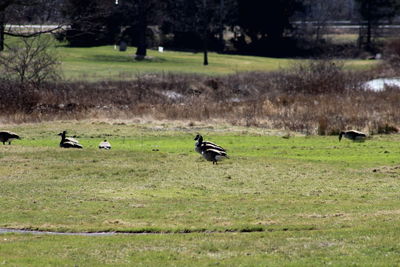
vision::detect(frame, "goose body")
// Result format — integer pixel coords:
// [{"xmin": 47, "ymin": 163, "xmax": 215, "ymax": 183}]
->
[
  {"xmin": 60, "ymin": 141, "xmax": 83, "ymax": 149},
  {"xmin": 201, "ymin": 148, "xmax": 229, "ymax": 164},
  {"xmin": 339, "ymin": 130, "xmax": 367, "ymax": 142},
  {"xmin": 99, "ymin": 140, "xmax": 112, "ymax": 149},
  {"xmin": 194, "ymin": 134, "xmax": 225, "ymax": 154},
  {"xmin": 0, "ymin": 131, "xmax": 20, "ymax": 145},
  {"xmin": 58, "ymin": 131, "xmax": 83, "ymax": 148}
]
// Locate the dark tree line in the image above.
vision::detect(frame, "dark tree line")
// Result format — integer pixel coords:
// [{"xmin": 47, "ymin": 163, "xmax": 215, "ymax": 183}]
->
[
  {"xmin": 59, "ymin": 0, "xmax": 307, "ymax": 59},
  {"xmin": 3, "ymin": 0, "xmax": 400, "ymax": 58}
]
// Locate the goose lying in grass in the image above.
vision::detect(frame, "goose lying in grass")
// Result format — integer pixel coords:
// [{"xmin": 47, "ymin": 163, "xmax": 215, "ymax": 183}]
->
[
  {"xmin": 58, "ymin": 131, "xmax": 83, "ymax": 148},
  {"xmin": 339, "ymin": 130, "xmax": 367, "ymax": 142},
  {"xmin": 202, "ymin": 148, "xmax": 229, "ymax": 165},
  {"xmin": 99, "ymin": 140, "xmax": 112, "ymax": 149},
  {"xmin": 0, "ymin": 131, "xmax": 20, "ymax": 145},
  {"xmin": 194, "ymin": 134, "xmax": 225, "ymax": 154}
]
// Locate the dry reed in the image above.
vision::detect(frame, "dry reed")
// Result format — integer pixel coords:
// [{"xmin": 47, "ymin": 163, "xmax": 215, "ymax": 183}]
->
[{"xmin": 1, "ymin": 61, "xmax": 399, "ymax": 135}]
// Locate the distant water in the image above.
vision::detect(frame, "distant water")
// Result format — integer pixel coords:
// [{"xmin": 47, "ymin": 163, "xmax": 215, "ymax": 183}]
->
[{"xmin": 363, "ymin": 78, "xmax": 400, "ymax": 92}]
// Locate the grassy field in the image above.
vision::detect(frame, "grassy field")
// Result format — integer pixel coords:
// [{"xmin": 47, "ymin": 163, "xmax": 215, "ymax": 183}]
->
[
  {"xmin": 57, "ymin": 45, "xmax": 377, "ymax": 80},
  {"xmin": 58, "ymin": 45, "xmax": 294, "ymax": 79},
  {"xmin": 2, "ymin": 36, "xmax": 378, "ymax": 80},
  {"xmin": 0, "ymin": 121, "xmax": 400, "ymax": 266}
]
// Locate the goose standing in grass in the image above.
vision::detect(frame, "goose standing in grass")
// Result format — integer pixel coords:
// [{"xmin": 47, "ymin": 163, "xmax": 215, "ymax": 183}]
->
[
  {"xmin": 202, "ymin": 148, "xmax": 229, "ymax": 165},
  {"xmin": 339, "ymin": 130, "xmax": 367, "ymax": 142},
  {"xmin": 99, "ymin": 140, "xmax": 112, "ymax": 149},
  {"xmin": 0, "ymin": 131, "xmax": 20, "ymax": 145},
  {"xmin": 194, "ymin": 134, "xmax": 228, "ymax": 164},
  {"xmin": 58, "ymin": 131, "xmax": 83, "ymax": 148},
  {"xmin": 194, "ymin": 134, "xmax": 225, "ymax": 154}
]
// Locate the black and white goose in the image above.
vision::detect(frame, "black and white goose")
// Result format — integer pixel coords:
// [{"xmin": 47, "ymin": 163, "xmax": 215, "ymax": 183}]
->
[
  {"xmin": 201, "ymin": 148, "xmax": 229, "ymax": 165},
  {"xmin": 339, "ymin": 130, "xmax": 367, "ymax": 142},
  {"xmin": 194, "ymin": 134, "xmax": 228, "ymax": 164},
  {"xmin": 58, "ymin": 131, "xmax": 83, "ymax": 148},
  {"xmin": 0, "ymin": 131, "xmax": 20, "ymax": 145},
  {"xmin": 99, "ymin": 140, "xmax": 111, "ymax": 149},
  {"xmin": 194, "ymin": 134, "xmax": 225, "ymax": 154}
]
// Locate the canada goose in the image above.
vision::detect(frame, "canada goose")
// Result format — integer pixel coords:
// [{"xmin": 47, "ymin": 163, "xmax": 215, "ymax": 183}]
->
[
  {"xmin": 99, "ymin": 140, "xmax": 111, "ymax": 149},
  {"xmin": 194, "ymin": 134, "xmax": 225, "ymax": 154},
  {"xmin": 201, "ymin": 148, "xmax": 229, "ymax": 165},
  {"xmin": 58, "ymin": 131, "xmax": 83, "ymax": 148},
  {"xmin": 0, "ymin": 131, "xmax": 20, "ymax": 145},
  {"xmin": 339, "ymin": 130, "xmax": 367, "ymax": 142}
]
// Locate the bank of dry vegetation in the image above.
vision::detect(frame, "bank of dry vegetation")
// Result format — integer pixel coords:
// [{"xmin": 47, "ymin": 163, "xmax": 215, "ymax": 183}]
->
[{"xmin": 1, "ymin": 60, "xmax": 399, "ymax": 135}]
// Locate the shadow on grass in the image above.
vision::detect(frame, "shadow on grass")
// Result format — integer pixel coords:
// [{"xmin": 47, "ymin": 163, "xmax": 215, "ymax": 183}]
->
[{"xmin": 87, "ymin": 54, "xmax": 167, "ymax": 63}]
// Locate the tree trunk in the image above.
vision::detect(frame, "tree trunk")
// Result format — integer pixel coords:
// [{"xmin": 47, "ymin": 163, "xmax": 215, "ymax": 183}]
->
[
  {"xmin": 366, "ymin": 19, "xmax": 372, "ymax": 49},
  {"xmin": 203, "ymin": 33, "xmax": 208, "ymax": 66},
  {"xmin": 366, "ymin": 1, "xmax": 372, "ymax": 50},
  {"xmin": 135, "ymin": 1, "xmax": 147, "ymax": 59},
  {"xmin": 202, "ymin": 0, "xmax": 208, "ymax": 66},
  {"xmin": 135, "ymin": 23, "xmax": 147, "ymax": 58},
  {"xmin": 0, "ymin": 11, "xmax": 5, "ymax": 51}
]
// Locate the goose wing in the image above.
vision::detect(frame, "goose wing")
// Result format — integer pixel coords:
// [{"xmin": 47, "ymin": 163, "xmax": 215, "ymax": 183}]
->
[
  {"xmin": 201, "ymin": 142, "xmax": 225, "ymax": 152},
  {"xmin": 61, "ymin": 141, "xmax": 83, "ymax": 148},
  {"xmin": 347, "ymin": 130, "xmax": 366, "ymax": 135},
  {"xmin": 201, "ymin": 148, "xmax": 229, "ymax": 163},
  {"xmin": 65, "ymin": 137, "xmax": 80, "ymax": 144},
  {"xmin": 202, "ymin": 148, "xmax": 228, "ymax": 157}
]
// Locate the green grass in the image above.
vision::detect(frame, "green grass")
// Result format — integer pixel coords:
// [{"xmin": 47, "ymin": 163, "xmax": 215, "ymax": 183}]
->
[
  {"xmin": 57, "ymin": 45, "xmax": 297, "ymax": 79},
  {"xmin": 3, "ymin": 36, "xmax": 377, "ymax": 80},
  {"xmin": 0, "ymin": 121, "xmax": 400, "ymax": 265},
  {"xmin": 2, "ymin": 228, "xmax": 400, "ymax": 266},
  {"xmin": 57, "ymin": 45, "xmax": 376, "ymax": 80}
]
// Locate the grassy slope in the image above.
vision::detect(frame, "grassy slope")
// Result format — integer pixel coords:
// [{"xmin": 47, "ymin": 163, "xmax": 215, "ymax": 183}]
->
[
  {"xmin": 58, "ymin": 45, "xmax": 298, "ymax": 79},
  {"xmin": 56, "ymin": 45, "xmax": 376, "ymax": 80},
  {"xmin": 0, "ymin": 121, "xmax": 400, "ymax": 265},
  {"xmin": 2, "ymin": 36, "xmax": 377, "ymax": 80}
]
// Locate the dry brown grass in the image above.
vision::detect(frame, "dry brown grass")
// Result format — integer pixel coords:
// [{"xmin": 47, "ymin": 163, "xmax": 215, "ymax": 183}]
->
[{"xmin": 1, "ymin": 61, "xmax": 399, "ymax": 135}]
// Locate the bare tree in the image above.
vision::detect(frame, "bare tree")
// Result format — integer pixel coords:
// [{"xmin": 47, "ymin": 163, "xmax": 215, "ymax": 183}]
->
[
  {"xmin": 0, "ymin": 35, "xmax": 61, "ymax": 86},
  {"xmin": 297, "ymin": 0, "xmax": 349, "ymax": 44},
  {"xmin": 355, "ymin": 0, "xmax": 400, "ymax": 50},
  {"xmin": 165, "ymin": 0, "xmax": 234, "ymax": 65}
]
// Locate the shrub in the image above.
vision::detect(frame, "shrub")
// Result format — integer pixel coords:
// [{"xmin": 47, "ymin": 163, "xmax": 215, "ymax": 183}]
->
[
  {"xmin": 376, "ymin": 124, "xmax": 399, "ymax": 134},
  {"xmin": 383, "ymin": 38, "xmax": 400, "ymax": 68},
  {"xmin": 275, "ymin": 59, "xmax": 348, "ymax": 94},
  {"xmin": 0, "ymin": 36, "xmax": 61, "ymax": 87}
]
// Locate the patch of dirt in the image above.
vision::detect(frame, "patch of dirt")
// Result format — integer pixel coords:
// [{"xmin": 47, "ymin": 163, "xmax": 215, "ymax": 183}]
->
[
  {"xmin": 371, "ymin": 165, "xmax": 400, "ymax": 174},
  {"xmin": 299, "ymin": 213, "xmax": 346, "ymax": 219}
]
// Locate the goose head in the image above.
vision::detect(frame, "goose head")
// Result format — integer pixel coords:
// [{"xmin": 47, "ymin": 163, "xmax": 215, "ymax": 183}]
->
[
  {"xmin": 58, "ymin": 131, "xmax": 67, "ymax": 141},
  {"xmin": 194, "ymin": 134, "xmax": 203, "ymax": 146}
]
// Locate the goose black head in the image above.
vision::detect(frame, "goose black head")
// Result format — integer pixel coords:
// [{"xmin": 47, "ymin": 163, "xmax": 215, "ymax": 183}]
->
[
  {"xmin": 194, "ymin": 134, "xmax": 204, "ymax": 147},
  {"xmin": 58, "ymin": 131, "xmax": 68, "ymax": 141}
]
